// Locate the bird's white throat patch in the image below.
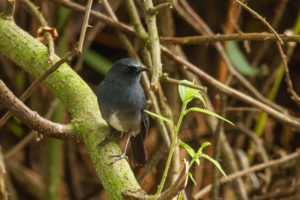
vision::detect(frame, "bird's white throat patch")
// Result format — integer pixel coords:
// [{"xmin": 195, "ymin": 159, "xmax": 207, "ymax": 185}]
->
[{"xmin": 108, "ymin": 112, "xmax": 125, "ymax": 132}]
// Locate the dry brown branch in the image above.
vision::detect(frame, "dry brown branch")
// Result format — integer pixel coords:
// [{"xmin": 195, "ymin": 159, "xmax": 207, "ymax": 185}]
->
[
  {"xmin": 0, "ymin": 148, "xmax": 7, "ymax": 200},
  {"xmin": 276, "ymin": 42, "xmax": 300, "ymax": 107},
  {"xmin": 177, "ymin": 0, "xmax": 284, "ymax": 113},
  {"xmin": 0, "ymin": 80, "xmax": 72, "ymax": 140},
  {"xmin": 4, "ymin": 98, "xmax": 60, "ymax": 159},
  {"xmin": 0, "ymin": 50, "xmax": 77, "ymax": 129},
  {"xmin": 20, "ymin": 0, "xmax": 55, "ymax": 63},
  {"xmin": 123, "ymin": 159, "xmax": 189, "ymax": 200},
  {"xmin": 161, "ymin": 46, "xmax": 300, "ymax": 129},
  {"xmin": 162, "ymin": 76, "xmax": 207, "ymax": 93},
  {"xmin": 49, "ymin": 0, "xmax": 135, "ymax": 34},
  {"xmin": 142, "ymin": 0, "xmax": 163, "ymax": 91},
  {"xmin": 234, "ymin": 0, "xmax": 283, "ymax": 44},
  {"xmin": 0, "ymin": 0, "xmax": 15, "ymax": 20},
  {"xmin": 194, "ymin": 151, "xmax": 300, "ymax": 199},
  {"xmin": 160, "ymin": 33, "xmax": 300, "ymax": 45},
  {"xmin": 77, "ymin": 0, "xmax": 93, "ymax": 53}
]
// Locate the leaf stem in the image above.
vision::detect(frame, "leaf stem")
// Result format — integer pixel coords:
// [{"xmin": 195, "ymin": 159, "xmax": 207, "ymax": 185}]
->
[{"xmin": 155, "ymin": 101, "xmax": 188, "ymax": 195}]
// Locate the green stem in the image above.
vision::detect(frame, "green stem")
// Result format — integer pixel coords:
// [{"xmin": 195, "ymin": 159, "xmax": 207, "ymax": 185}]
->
[{"xmin": 155, "ymin": 101, "xmax": 187, "ymax": 195}]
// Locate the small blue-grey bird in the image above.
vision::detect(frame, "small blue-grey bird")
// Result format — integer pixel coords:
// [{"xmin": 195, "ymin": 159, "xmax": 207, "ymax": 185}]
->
[{"xmin": 97, "ymin": 58, "xmax": 149, "ymax": 165}]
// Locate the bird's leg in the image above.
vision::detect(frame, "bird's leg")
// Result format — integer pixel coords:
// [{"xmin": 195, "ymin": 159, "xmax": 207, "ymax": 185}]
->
[
  {"xmin": 109, "ymin": 135, "xmax": 131, "ymax": 165},
  {"xmin": 97, "ymin": 128, "xmax": 121, "ymax": 149}
]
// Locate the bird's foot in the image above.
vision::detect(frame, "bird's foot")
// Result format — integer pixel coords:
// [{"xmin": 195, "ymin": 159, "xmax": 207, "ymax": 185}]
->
[
  {"xmin": 97, "ymin": 131, "xmax": 123, "ymax": 149},
  {"xmin": 97, "ymin": 135, "xmax": 110, "ymax": 149},
  {"xmin": 109, "ymin": 152, "xmax": 128, "ymax": 165}
]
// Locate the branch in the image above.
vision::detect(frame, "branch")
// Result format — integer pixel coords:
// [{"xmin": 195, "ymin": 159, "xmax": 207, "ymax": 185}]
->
[
  {"xmin": 147, "ymin": 3, "xmax": 172, "ymax": 16},
  {"xmin": 0, "ymin": 80, "xmax": 72, "ymax": 140},
  {"xmin": 0, "ymin": 50, "xmax": 77, "ymax": 129},
  {"xmin": 193, "ymin": 151, "xmax": 300, "ymax": 199},
  {"xmin": 0, "ymin": 147, "xmax": 7, "ymax": 200},
  {"xmin": 156, "ymin": 159, "xmax": 189, "ymax": 200},
  {"xmin": 162, "ymin": 75, "xmax": 207, "ymax": 93},
  {"xmin": 160, "ymin": 33, "xmax": 300, "ymax": 45},
  {"xmin": 123, "ymin": 159, "xmax": 189, "ymax": 200},
  {"xmin": 234, "ymin": 0, "xmax": 283, "ymax": 44},
  {"xmin": 77, "ymin": 0, "xmax": 93, "ymax": 53},
  {"xmin": 0, "ymin": 18, "xmax": 141, "ymax": 199},
  {"xmin": 21, "ymin": 0, "xmax": 56, "ymax": 63},
  {"xmin": 142, "ymin": 0, "xmax": 163, "ymax": 91},
  {"xmin": 276, "ymin": 42, "xmax": 300, "ymax": 107},
  {"xmin": 161, "ymin": 46, "xmax": 300, "ymax": 129},
  {"xmin": 4, "ymin": 98, "xmax": 60, "ymax": 159},
  {"xmin": 49, "ymin": 0, "xmax": 135, "ymax": 35},
  {"xmin": 0, "ymin": 0, "xmax": 15, "ymax": 20}
]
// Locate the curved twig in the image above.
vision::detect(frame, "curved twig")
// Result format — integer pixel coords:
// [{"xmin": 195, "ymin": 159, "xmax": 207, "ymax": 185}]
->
[{"xmin": 0, "ymin": 80, "xmax": 72, "ymax": 140}]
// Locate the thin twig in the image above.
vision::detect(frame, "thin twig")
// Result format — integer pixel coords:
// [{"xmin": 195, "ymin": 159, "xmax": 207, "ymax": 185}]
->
[
  {"xmin": 4, "ymin": 98, "xmax": 60, "ymax": 159},
  {"xmin": 125, "ymin": 0, "xmax": 148, "ymax": 40},
  {"xmin": 225, "ymin": 107, "xmax": 261, "ymax": 112},
  {"xmin": 0, "ymin": 147, "xmax": 8, "ymax": 200},
  {"xmin": 251, "ymin": 0, "xmax": 289, "ymax": 66},
  {"xmin": 193, "ymin": 151, "xmax": 300, "ymax": 199},
  {"xmin": 162, "ymin": 76, "xmax": 207, "ymax": 92},
  {"xmin": 77, "ymin": 0, "xmax": 93, "ymax": 53},
  {"xmin": 21, "ymin": 0, "xmax": 55, "ymax": 63},
  {"xmin": 276, "ymin": 41, "xmax": 300, "ymax": 107},
  {"xmin": 0, "ymin": 0, "xmax": 15, "ymax": 20},
  {"xmin": 161, "ymin": 46, "xmax": 300, "ymax": 129},
  {"xmin": 49, "ymin": 0, "xmax": 135, "ymax": 35},
  {"xmin": 212, "ymin": 96, "xmax": 226, "ymax": 199},
  {"xmin": 237, "ymin": 124, "xmax": 271, "ymax": 189},
  {"xmin": 142, "ymin": 0, "xmax": 163, "ymax": 91},
  {"xmin": 234, "ymin": 0, "xmax": 283, "ymax": 44},
  {"xmin": 177, "ymin": 0, "xmax": 285, "ymax": 113},
  {"xmin": 0, "ymin": 80, "xmax": 72, "ymax": 139},
  {"xmin": 147, "ymin": 3, "xmax": 172, "ymax": 16},
  {"xmin": 0, "ymin": 50, "xmax": 77, "ymax": 129},
  {"xmin": 160, "ymin": 33, "xmax": 300, "ymax": 45}
]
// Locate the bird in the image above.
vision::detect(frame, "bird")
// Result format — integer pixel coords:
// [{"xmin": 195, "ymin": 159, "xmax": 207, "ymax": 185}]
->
[{"xmin": 97, "ymin": 58, "xmax": 149, "ymax": 165}]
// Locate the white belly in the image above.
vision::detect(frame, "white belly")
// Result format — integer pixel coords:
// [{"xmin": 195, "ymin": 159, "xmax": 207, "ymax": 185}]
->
[
  {"xmin": 108, "ymin": 112, "xmax": 141, "ymax": 136},
  {"xmin": 108, "ymin": 112, "xmax": 126, "ymax": 132}
]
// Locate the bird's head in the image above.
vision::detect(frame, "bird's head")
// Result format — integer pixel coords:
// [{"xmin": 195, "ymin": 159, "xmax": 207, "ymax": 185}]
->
[{"xmin": 106, "ymin": 58, "xmax": 149, "ymax": 82}]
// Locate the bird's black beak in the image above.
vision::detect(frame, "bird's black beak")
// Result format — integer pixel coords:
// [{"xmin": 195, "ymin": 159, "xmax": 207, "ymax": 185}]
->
[{"xmin": 138, "ymin": 67, "xmax": 149, "ymax": 72}]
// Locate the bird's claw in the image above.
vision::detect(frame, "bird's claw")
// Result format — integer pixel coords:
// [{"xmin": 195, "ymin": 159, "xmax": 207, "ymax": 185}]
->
[
  {"xmin": 97, "ymin": 137, "xmax": 109, "ymax": 149},
  {"xmin": 109, "ymin": 153, "xmax": 128, "ymax": 165}
]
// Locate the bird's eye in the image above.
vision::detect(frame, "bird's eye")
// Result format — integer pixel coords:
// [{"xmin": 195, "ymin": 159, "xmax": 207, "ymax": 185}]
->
[{"xmin": 123, "ymin": 66, "xmax": 130, "ymax": 72}]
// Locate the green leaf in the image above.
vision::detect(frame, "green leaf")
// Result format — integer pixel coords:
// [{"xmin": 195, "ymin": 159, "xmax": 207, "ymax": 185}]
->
[
  {"xmin": 178, "ymin": 193, "xmax": 183, "ymax": 200},
  {"xmin": 187, "ymin": 107, "xmax": 235, "ymax": 126},
  {"xmin": 226, "ymin": 41, "xmax": 259, "ymax": 76},
  {"xmin": 144, "ymin": 110, "xmax": 174, "ymax": 127},
  {"xmin": 179, "ymin": 140, "xmax": 195, "ymax": 158},
  {"xmin": 178, "ymin": 80, "xmax": 200, "ymax": 103},
  {"xmin": 194, "ymin": 93, "xmax": 206, "ymax": 108},
  {"xmin": 199, "ymin": 141, "xmax": 211, "ymax": 151},
  {"xmin": 189, "ymin": 172, "xmax": 197, "ymax": 185},
  {"xmin": 84, "ymin": 50, "xmax": 113, "ymax": 75},
  {"xmin": 201, "ymin": 154, "xmax": 228, "ymax": 179}
]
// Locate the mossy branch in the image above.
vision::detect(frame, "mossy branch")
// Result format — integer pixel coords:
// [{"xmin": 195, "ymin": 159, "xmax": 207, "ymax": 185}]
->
[{"xmin": 0, "ymin": 17, "xmax": 140, "ymax": 200}]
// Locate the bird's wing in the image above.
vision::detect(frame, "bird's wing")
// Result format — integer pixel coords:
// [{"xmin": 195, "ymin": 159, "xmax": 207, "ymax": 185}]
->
[
  {"xmin": 141, "ymin": 97, "xmax": 150, "ymax": 140},
  {"xmin": 130, "ymin": 96, "xmax": 149, "ymax": 166}
]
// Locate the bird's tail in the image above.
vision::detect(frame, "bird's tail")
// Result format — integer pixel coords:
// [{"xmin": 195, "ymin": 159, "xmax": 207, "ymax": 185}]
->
[{"xmin": 130, "ymin": 134, "xmax": 147, "ymax": 166}]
